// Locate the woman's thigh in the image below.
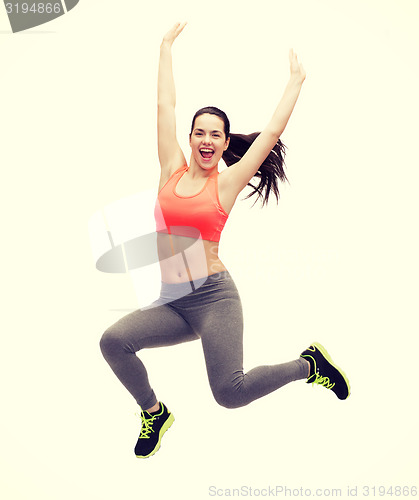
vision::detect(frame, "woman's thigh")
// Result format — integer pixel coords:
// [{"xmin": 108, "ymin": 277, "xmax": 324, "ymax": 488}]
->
[
  {"xmin": 198, "ymin": 289, "xmax": 244, "ymax": 386},
  {"xmin": 172, "ymin": 272, "xmax": 245, "ymax": 382},
  {"xmin": 102, "ymin": 301, "xmax": 199, "ymax": 353}
]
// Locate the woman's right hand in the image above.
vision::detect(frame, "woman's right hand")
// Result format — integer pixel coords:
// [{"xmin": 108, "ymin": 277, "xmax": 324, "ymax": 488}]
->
[
  {"xmin": 289, "ymin": 49, "xmax": 306, "ymax": 83},
  {"xmin": 162, "ymin": 22, "xmax": 187, "ymax": 47}
]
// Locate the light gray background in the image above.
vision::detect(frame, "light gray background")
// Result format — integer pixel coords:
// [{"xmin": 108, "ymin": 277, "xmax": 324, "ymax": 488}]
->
[{"xmin": 1, "ymin": 0, "xmax": 418, "ymax": 498}]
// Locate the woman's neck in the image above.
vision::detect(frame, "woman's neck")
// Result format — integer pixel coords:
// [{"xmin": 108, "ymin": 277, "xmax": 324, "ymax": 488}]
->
[{"xmin": 188, "ymin": 155, "xmax": 219, "ymax": 179}]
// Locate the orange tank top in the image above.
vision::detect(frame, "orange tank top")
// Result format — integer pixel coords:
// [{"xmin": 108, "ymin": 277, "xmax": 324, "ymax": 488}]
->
[{"xmin": 154, "ymin": 165, "xmax": 229, "ymax": 242}]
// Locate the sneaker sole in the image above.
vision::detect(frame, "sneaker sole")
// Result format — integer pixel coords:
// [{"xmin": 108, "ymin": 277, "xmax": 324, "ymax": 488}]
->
[
  {"xmin": 312, "ymin": 342, "xmax": 351, "ymax": 399},
  {"xmin": 135, "ymin": 413, "xmax": 175, "ymax": 459}
]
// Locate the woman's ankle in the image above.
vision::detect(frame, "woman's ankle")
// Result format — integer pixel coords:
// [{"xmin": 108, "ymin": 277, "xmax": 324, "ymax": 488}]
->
[{"xmin": 145, "ymin": 401, "xmax": 160, "ymax": 414}]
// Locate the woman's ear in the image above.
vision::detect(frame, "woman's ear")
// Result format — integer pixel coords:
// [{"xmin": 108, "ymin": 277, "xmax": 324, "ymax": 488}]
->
[{"xmin": 224, "ymin": 137, "xmax": 230, "ymax": 151}]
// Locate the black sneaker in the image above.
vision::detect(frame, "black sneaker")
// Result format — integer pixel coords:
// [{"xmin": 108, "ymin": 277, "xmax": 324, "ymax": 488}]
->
[
  {"xmin": 134, "ymin": 402, "xmax": 175, "ymax": 458},
  {"xmin": 300, "ymin": 342, "xmax": 351, "ymax": 400}
]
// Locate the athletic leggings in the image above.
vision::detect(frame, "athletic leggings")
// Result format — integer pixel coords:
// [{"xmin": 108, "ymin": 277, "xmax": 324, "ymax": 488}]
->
[{"xmin": 100, "ymin": 270, "xmax": 308, "ymax": 410}]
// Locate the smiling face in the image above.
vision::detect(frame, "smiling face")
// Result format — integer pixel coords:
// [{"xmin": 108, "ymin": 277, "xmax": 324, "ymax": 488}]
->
[{"xmin": 189, "ymin": 113, "xmax": 230, "ymax": 170}]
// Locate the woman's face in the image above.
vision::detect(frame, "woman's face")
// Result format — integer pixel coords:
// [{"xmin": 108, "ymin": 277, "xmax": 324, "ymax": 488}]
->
[{"xmin": 189, "ymin": 113, "xmax": 230, "ymax": 170}]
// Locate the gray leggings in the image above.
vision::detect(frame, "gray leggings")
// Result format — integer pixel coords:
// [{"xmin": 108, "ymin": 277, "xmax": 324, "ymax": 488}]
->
[{"xmin": 100, "ymin": 270, "xmax": 307, "ymax": 410}]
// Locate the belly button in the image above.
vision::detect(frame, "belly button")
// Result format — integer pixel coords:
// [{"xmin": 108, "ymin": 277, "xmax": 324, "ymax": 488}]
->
[{"xmin": 177, "ymin": 272, "xmax": 182, "ymax": 278}]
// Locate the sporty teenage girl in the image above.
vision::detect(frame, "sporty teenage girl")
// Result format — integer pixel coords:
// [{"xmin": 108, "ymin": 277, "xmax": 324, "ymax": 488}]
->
[{"xmin": 100, "ymin": 22, "xmax": 351, "ymax": 459}]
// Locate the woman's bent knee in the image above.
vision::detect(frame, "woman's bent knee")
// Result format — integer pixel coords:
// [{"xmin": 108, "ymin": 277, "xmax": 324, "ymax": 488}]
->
[
  {"xmin": 99, "ymin": 328, "xmax": 116, "ymax": 358},
  {"xmin": 212, "ymin": 386, "xmax": 245, "ymax": 409},
  {"xmin": 99, "ymin": 327, "xmax": 133, "ymax": 359}
]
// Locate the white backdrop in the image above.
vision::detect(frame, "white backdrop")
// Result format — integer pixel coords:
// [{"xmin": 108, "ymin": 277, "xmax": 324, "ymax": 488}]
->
[{"xmin": 1, "ymin": 1, "xmax": 418, "ymax": 499}]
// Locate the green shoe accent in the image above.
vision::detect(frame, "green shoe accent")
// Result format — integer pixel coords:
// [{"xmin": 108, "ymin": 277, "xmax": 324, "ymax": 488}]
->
[{"xmin": 301, "ymin": 342, "xmax": 351, "ymax": 400}]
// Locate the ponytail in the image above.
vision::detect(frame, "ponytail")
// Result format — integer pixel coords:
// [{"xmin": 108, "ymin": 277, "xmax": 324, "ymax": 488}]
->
[{"xmin": 223, "ymin": 132, "xmax": 288, "ymax": 207}]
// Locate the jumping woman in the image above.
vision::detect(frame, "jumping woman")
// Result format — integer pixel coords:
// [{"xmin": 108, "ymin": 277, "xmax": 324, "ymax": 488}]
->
[{"xmin": 100, "ymin": 22, "xmax": 351, "ymax": 459}]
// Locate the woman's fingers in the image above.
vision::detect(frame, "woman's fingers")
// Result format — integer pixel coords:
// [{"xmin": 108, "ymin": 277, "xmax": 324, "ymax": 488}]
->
[
  {"xmin": 174, "ymin": 21, "xmax": 187, "ymax": 40},
  {"xmin": 176, "ymin": 21, "xmax": 187, "ymax": 34},
  {"xmin": 163, "ymin": 21, "xmax": 187, "ymax": 44},
  {"xmin": 171, "ymin": 21, "xmax": 187, "ymax": 37},
  {"xmin": 289, "ymin": 48, "xmax": 306, "ymax": 80},
  {"xmin": 289, "ymin": 48, "xmax": 300, "ymax": 63}
]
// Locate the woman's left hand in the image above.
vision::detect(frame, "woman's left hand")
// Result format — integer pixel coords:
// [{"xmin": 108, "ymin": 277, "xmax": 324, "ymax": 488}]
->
[{"xmin": 289, "ymin": 49, "xmax": 306, "ymax": 83}]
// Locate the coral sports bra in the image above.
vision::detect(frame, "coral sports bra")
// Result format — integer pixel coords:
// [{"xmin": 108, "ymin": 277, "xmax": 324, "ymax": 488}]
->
[{"xmin": 154, "ymin": 164, "xmax": 229, "ymax": 243}]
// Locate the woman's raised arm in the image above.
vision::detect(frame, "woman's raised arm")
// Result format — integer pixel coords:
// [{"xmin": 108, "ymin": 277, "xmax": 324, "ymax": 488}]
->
[
  {"xmin": 157, "ymin": 22, "xmax": 187, "ymax": 173},
  {"xmin": 223, "ymin": 49, "xmax": 306, "ymax": 196}
]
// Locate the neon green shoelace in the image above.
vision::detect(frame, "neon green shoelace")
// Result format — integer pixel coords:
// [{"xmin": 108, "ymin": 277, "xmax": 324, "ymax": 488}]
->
[
  {"xmin": 139, "ymin": 413, "xmax": 156, "ymax": 439},
  {"xmin": 311, "ymin": 372, "xmax": 335, "ymax": 390}
]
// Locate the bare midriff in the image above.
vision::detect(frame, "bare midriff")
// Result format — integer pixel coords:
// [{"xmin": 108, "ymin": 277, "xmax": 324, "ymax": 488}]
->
[{"xmin": 156, "ymin": 232, "xmax": 227, "ymax": 284}]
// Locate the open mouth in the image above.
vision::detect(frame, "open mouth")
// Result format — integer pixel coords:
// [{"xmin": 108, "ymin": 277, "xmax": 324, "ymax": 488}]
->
[{"xmin": 200, "ymin": 148, "xmax": 214, "ymax": 160}]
